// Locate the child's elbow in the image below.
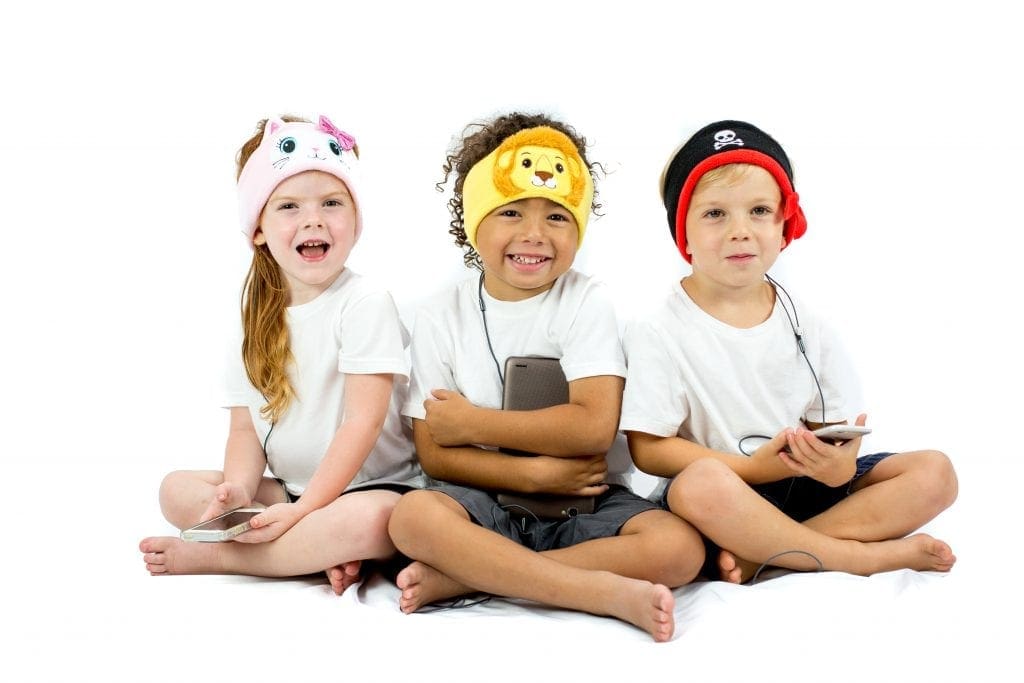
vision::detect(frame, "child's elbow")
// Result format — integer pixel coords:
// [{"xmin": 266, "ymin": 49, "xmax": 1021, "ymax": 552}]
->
[
  {"xmin": 589, "ymin": 429, "xmax": 619, "ymax": 456},
  {"xmin": 626, "ymin": 431, "xmax": 660, "ymax": 475}
]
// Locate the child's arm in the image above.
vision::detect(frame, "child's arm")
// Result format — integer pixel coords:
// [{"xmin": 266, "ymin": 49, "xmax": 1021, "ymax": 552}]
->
[
  {"xmin": 414, "ymin": 419, "xmax": 609, "ymax": 496},
  {"xmin": 628, "ymin": 429, "xmax": 794, "ymax": 485},
  {"xmin": 423, "ymin": 375, "xmax": 623, "ymax": 457},
  {"xmin": 199, "ymin": 406, "xmax": 269, "ymax": 523},
  {"xmin": 240, "ymin": 373, "xmax": 393, "ymax": 543}
]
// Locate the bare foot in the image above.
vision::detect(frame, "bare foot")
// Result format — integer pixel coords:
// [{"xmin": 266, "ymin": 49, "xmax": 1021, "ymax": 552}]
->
[
  {"xmin": 606, "ymin": 579, "xmax": 676, "ymax": 643},
  {"xmin": 717, "ymin": 549, "xmax": 760, "ymax": 584},
  {"xmin": 139, "ymin": 536, "xmax": 225, "ymax": 575},
  {"xmin": 395, "ymin": 561, "xmax": 472, "ymax": 613},
  {"xmin": 897, "ymin": 534, "xmax": 956, "ymax": 572},
  {"xmin": 326, "ymin": 561, "xmax": 362, "ymax": 596}
]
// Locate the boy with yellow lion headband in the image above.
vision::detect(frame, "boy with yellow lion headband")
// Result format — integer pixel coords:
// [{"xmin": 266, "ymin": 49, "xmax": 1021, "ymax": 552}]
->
[{"xmin": 387, "ymin": 112, "xmax": 703, "ymax": 642}]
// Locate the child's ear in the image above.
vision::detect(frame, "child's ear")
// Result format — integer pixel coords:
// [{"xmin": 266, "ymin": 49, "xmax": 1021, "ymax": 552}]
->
[{"xmin": 253, "ymin": 229, "xmax": 267, "ymax": 246}]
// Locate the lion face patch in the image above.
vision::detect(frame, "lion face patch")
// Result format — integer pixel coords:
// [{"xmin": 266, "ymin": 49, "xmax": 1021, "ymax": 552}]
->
[{"xmin": 499, "ymin": 144, "xmax": 579, "ymax": 197}]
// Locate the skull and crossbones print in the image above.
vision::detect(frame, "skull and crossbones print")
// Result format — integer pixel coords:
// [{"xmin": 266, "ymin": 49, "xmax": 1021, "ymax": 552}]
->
[{"xmin": 713, "ymin": 129, "xmax": 744, "ymax": 151}]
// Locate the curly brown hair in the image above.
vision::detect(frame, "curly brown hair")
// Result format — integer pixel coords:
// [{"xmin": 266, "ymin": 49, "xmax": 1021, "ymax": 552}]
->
[{"xmin": 437, "ymin": 112, "xmax": 602, "ymax": 270}]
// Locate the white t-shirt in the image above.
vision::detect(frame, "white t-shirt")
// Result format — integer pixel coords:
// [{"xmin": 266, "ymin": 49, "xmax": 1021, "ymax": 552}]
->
[
  {"xmin": 224, "ymin": 269, "xmax": 420, "ymax": 497},
  {"xmin": 403, "ymin": 269, "xmax": 633, "ymax": 486},
  {"xmin": 621, "ymin": 283, "xmax": 854, "ymax": 497}
]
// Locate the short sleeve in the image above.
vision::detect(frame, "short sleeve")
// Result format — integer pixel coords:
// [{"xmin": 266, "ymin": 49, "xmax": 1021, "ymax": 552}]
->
[
  {"xmin": 558, "ymin": 283, "xmax": 626, "ymax": 382},
  {"xmin": 620, "ymin": 319, "xmax": 689, "ymax": 437},
  {"xmin": 402, "ymin": 309, "xmax": 457, "ymax": 421},
  {"xmin": 337, "ymin": 289, "xmax": 409, "ymax": 379}
]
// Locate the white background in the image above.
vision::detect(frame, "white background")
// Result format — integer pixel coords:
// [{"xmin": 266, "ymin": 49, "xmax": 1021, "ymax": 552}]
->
[{"xmin": 2, "ymin": 1, "xmax": 1020, "ymax": 680}]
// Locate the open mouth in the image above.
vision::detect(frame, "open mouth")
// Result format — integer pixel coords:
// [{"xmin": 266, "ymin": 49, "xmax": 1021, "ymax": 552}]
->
[{"xmin": 297, "ymin": 240, "xmax": 330, "ymax": 259}]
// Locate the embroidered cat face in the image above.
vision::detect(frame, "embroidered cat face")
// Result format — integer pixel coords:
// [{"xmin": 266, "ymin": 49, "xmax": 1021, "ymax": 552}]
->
[
  {"xmin": 237, "ymin": 115, "xmax": 362, "ymax": 245},
  {"xmin": 262, "ymin": 116, "xmax": 357, "ymax": 173}
]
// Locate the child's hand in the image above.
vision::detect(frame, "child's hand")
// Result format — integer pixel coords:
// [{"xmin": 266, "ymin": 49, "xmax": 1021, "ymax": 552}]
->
[
  {"xmin": 748, "ymin": 430, "xmax": 795, "ymax": 482},
  {"xmin": 423, "ymin": 389, "xmax": 478, "ymax": 446},
  {"xmin": 199, "ymin": 481, "xmax": 252, "ymax": 523},
  {"xmin": 234, "ymin": 502, "xmax": 304, "ymax": 544},
  {"xmin": 780, "ymin": 414, "xmax": 867, "ymax": 487},
  {"xmin": 528, "ymin": 454, "xmax": 609, "ymax": 496}
]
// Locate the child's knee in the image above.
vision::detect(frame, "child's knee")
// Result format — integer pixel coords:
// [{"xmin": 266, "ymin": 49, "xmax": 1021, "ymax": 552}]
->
[
  {"xmin": 917, "ymin": 450, "xmax": 958, "ymax": 509},
  {"xmin": 158, "ymin": 470, "xmax": 200, "ymax": 522},
  {"xmin": 387, "ymin": 490, "xmax": 447, "ymax": 552},
  {"xmin": 626, "ymin": 511, "xmax": 706, "ymax": 587},
  {"xmin": 668, "ymin": 458, "xmax": 742, "ymax": 520}
]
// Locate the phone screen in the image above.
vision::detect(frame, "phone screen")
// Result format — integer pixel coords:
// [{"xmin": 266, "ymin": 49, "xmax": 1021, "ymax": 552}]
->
[{"xmin": 194, "ymin": 510, "xmax": 259, "ymax": 531}]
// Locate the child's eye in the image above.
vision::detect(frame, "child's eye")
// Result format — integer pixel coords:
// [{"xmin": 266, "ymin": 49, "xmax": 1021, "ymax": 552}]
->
[
  {"xmin": 703, "ymin": 208, "xmax": 725, "ymax": 219},
  {"xmin": 752, "ymin": 205, "xmax": 773, "ymax": 216},
  {"xmin": 278, "ymin": 202, "xmax": 298, "ymax": 210},
  {"xmin": 324, "ymin": 199, "xmax": 343, "ymax": 207},
  {"xmin": 548, "ymin": 213, "xmax": 570, "ymax": 222},
  {"xmin": 499, "ymin": 209, "xmax": 520, "ymax": 217}
]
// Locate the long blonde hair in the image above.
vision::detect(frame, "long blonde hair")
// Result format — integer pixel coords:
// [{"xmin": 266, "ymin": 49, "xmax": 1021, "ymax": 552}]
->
[{"xmin": 235, "ymin": 115, "xmax": 307, "ymax": 422}]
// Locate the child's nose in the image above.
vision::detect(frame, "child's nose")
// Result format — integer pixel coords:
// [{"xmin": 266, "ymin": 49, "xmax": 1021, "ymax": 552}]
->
[
  {"xmin": 302, "ymin": 208, "xmax": 325, "ymax": 228},
  {"xmin": 726, "ymin": 216, "xmax": 752, "ymax": 239},
  {"xmin": 517, "ymin": 212, "xmax": 546, "ymax": 241}
]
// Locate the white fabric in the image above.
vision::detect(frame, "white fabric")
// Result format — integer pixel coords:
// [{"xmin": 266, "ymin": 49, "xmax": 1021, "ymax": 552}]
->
[
  {"xmin": 621, "ymin": 283, "xmax": 851, "ymax": 498},
  {"xmin": 224, "ymin": 268, "xmax": 419, "ymax": 496},
  {"xmin": 403, "ymin": 269, "xmax": 633, "ymax": 485}
]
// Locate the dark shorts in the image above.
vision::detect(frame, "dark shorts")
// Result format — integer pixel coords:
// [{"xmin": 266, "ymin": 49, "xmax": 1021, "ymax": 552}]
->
[
  {"xmin": 750, "ymin": 451, "xmax": 894, "ymax": 521},
  {"xmin": 281, "ymin": 480, "xmax": 415, "ymax": 504},
  {"xmin": 431, "ymin": 483, "xmax": 659, "ymax": 553}
]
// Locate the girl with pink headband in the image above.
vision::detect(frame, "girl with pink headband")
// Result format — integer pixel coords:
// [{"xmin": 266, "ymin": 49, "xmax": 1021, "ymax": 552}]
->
[{"xmin": 140, "ymin": 114, "xmax": 420, "ymax": 593}]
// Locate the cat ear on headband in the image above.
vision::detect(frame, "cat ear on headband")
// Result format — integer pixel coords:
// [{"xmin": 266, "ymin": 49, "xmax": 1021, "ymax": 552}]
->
[{"xmin": 263, "ymin": 116, "xmax": 286, "ymax": 141}]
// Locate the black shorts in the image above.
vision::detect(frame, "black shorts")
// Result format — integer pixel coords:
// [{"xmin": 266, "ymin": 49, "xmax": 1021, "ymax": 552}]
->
[
  {"xmin": 281, "ymin": 480, "xmax": 415, "ymax": 504},
  {"xmin": 750, "ymin": 451, "xmax": 894, "ymax": 521}
]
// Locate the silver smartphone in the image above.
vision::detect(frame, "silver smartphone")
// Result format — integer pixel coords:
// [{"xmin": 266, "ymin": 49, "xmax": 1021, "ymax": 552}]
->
[
  {"xmin": 180, "ymin": 507, "xmax": 264, "ymax": 542},
  {"xmin": 812, "ymin": 424, "xmax": 872, "ymax": 443}
]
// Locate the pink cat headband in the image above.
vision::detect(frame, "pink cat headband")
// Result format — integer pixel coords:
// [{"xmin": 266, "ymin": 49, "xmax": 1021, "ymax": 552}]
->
[{"xmin": 237, "ymin": 115, "xmax": 361, "ymax": 245}]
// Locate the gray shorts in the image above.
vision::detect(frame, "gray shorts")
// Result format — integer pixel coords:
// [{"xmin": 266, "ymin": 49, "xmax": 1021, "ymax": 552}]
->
[{"xmin": 432, "ymin": 483, "xmax": 659, "ymax": 552}]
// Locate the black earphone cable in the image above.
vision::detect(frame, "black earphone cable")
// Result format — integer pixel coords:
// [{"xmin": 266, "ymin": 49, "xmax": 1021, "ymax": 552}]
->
[
  {"xmin": 478, "ymin": 272, "xmax": 505, "ymax": 386},
  {"xmin": 765, "ymin": 274, "xmax": 827, "ymax": 425}
]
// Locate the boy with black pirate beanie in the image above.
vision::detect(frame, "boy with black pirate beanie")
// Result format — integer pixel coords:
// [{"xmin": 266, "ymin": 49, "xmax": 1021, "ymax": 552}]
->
[{"xmin": 620, "ymin": 120, "xmax": 958, "ymax": 582}]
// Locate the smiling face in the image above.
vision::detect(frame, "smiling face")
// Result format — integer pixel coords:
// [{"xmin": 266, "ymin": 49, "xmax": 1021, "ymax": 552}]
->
[
  {"xmin": 253, "ymin": 170, "xmax": 357, "ymax": 305},
  {"xmin": 684, "ymin": 164, "xmax": 786, "ymax": 293},
  {"xmin": 475, "ymin": 197, "xmax": 579, "ymax": 301}
]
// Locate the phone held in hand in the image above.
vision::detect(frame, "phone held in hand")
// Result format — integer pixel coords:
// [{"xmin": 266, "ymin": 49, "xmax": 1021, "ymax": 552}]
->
[
  {"xmin": 812, "ymin": 424, "xmax": 872, "ymax": 443},
  {"xmin": 180, "ymin": 507, "xmax": 263, "ymax": 542}
]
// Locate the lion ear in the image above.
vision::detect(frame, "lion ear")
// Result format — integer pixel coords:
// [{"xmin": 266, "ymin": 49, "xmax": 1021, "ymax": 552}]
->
[{"xmin": 497, "ymin": 150, "xmax": 514, "ymax": 169}]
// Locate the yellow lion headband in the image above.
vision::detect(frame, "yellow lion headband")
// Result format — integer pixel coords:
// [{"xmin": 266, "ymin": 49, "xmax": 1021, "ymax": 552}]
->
[{"xmin": 462, "ymin": 126, "xmax": 594, "ymax": 249}]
